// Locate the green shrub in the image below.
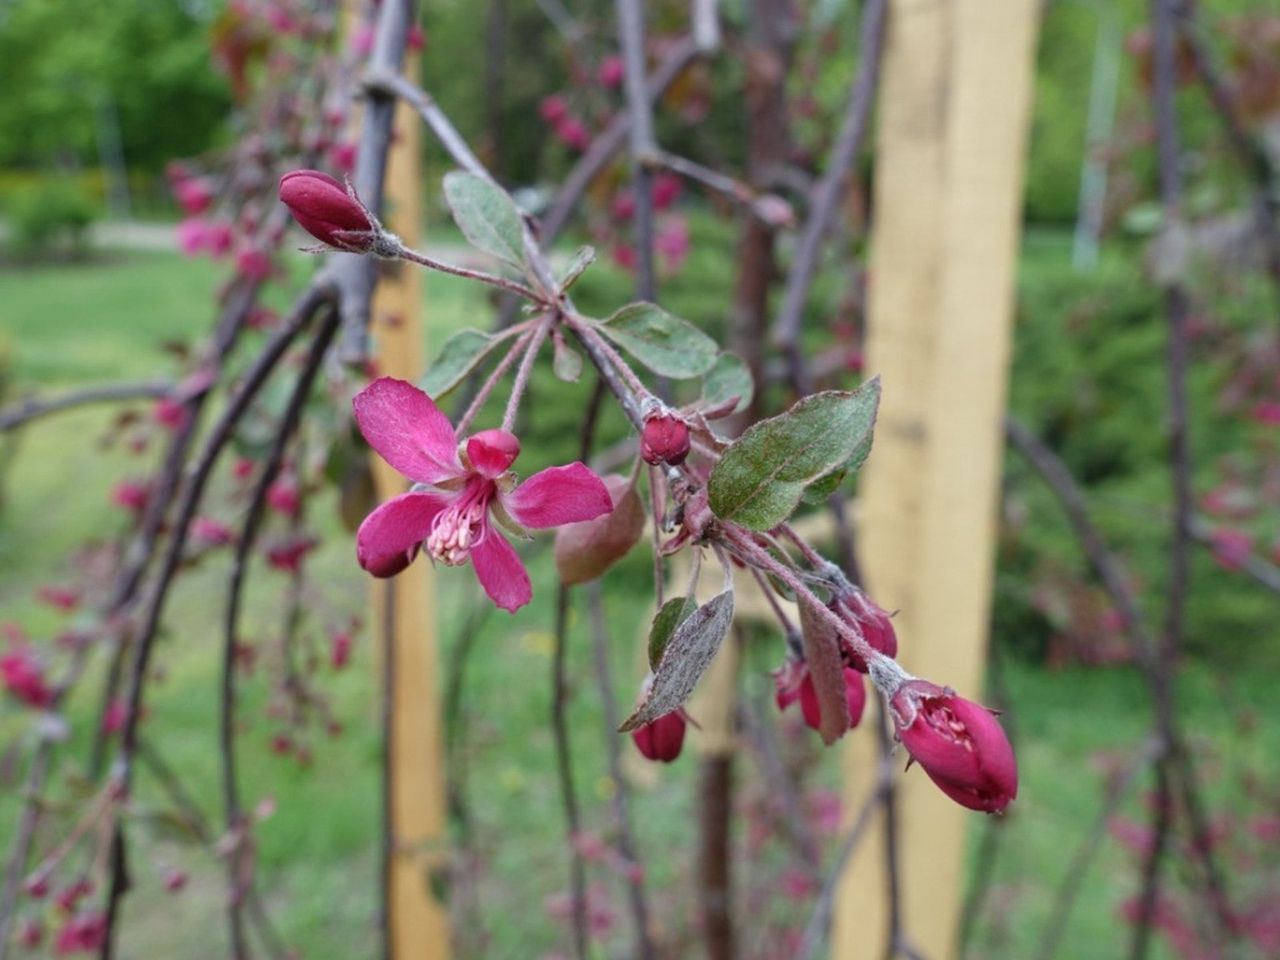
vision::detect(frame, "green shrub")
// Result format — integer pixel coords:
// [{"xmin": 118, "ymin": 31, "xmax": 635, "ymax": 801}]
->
[{"xmin": 4, "ymin": 179, "xmax": 98, "ymax": 259}]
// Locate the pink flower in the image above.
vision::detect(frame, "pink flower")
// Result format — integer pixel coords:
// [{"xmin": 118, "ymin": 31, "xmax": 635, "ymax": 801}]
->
[
  {"xmin": 611, "ymin": 190, "xmax": 636, "ymax": 221},
  {"xmin": 598, "ymin": 54, "xmax": 625, "ymax": 88},
  {"xmin": 352, "ymin": 378, "xmax": 612, "ymax": 612},
  {"xmin": 631, "ymin": 710, "xmax": 686, "ymax": 762},
  {"xmin": 2, "ymin": 648, "xmax": 55, "ymax": 709},
  {"xmin": 176, "ymin": 218, "xmax": 210, "ymax": 256},
  {"xmin": 206, "ymin": 220, "xmax": 235, "ymax": 258},
  {"xmin": 330, "ymin": 630, "xmax": 353, "ymax": 669},
  {"xmin": 351, "ymin": 23, "xmax": 374, "ymax": 55},
  {"xmin": 265, "ymin": 535, "xmax": 318, "ymax": 573},
  {"xmin": 329, "ymin": 141, "xmax": 358, "ymax": 175},
  {"xmin": 53, "ymin": 911, "xmax": 106, "ymax": 955},
  {"xmin": 889, "ymin": 680, "xmax": 1017, "ymax": 813},
  {"xmin": 235, "ymin": 246, "xmax": 273, "ymax": 282},
  {"xmin": 152, "ymin": 396, "xmax": 187, "ymax": 431},
  {"xmin": 163, "ymin": 870, "xmax": 189, "ymax": 893},
  {"xmin": 407, "ymin": 24, "xmax": 426, "ymax": 51}
]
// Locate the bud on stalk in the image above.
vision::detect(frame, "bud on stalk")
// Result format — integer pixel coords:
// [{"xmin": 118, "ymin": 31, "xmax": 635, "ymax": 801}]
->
[
  {"xmin": 640, "ymin": 411, "xmax": 691, "ymax": 466},
  {"xmin": 278, "ymin": 169, "xmax": 380, "ymax": 253}
]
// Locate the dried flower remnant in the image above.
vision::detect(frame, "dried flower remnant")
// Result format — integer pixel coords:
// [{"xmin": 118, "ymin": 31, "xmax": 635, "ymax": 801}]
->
[{"xmin": 352, "ymin": 378, "xmax": 612, "ymax": 612}]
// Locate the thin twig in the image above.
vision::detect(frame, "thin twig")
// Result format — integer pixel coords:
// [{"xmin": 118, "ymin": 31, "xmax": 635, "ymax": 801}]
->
[
  {"xmin": 550, "ymin": 585, "xmax": 589, "ymax": 960},
  {"xmin": 615, "ymin": 0, "xmax": 659, "ymax": 302},
  {"xmin": 771, "ymin": 0, "xmax": 887, "ymax": 384},
  {"xmin": 0, "ymin": 380, "xmax": 173, "ymax": 433},
  {"xmin": 586, "ymin": 583, "xmax": 656, "ymax": 960}
]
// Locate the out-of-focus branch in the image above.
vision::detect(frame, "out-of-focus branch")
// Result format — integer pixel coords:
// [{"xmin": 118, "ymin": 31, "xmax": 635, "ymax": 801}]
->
[
  {"xmin": 771, "ymin": 0, "xmax": 887, "ymax": 388},
  {"xmin": 550, "ymin": 585, "xmax": 588, "ymax": 960},
  {"xmin": 99, "ymin": 281, "xmax": 335, "ymax": 959},
  {"xmin": 586, "ymin": 582, "xmax": 656, "ymax": 960},
  {"xmin": 615, "ymin": 0, "xmax": 659, "ymax": 302},
  {"xmin": 219, "ymin": 303, "xmax": 340, "ymax": 958},
  {"xmin": 0, "ymin": 380, "xmax": 173, "ymax": 433}
]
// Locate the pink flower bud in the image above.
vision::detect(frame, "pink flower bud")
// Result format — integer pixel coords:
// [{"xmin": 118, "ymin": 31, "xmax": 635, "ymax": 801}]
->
[
  {"xmin": 554, "ymin": 116, "xmax": 591, "ymax": 152},
  {"xmin": 539, "ymin": 94, "xmax": 569, "ymax": 124},
  {"xmin": 36, "ymin": 586, "xmax": 79, "ymax": 612},
  {"xmin": 191, "ymin": 516, "xmax": 235, "ymax": 548},
  {"xmin": 265, "ymin": 535, "xmax": 318, "ymax": 573},
  {"xmin": 1209, "ymin": 527, "xmax": 1252, "ymax": 571},
  {"xmin": 266, "ymin": 478, "xmax": 301, "ymax": 518},
  {"xmin": 206, "ymin": 220, "xmax": 235, "ymax": 258},
  {"xmin": 101, "ymin": 699, "xmax": 128, "ymax": 735},
  {"xmin": 798, "ymin": 667, "xmax": 866, "ymax": 733},
  {"xmin": 111, "ymin": 480, "xmax": 150, "ymax": 515},
  {"xmin": 174, "ymin": 178, "xmax": 214, "ymax": 216},
  {"xmin": 465, "ymin": 429, "xmax": 521, "ymax": 478},
  {"xmin": 2, "ymin": 649, "xmax": 55, "ymax": 710},
  {"xmin": 235, "ymin": 246, "xmax": 273, "ymax": 282},
  {"xmin": 23, "ymin": 873, "xmax": 50, "ymax": 899},
  {"xmin": 889, "ymin": 680, "xmax": 1017, "ymax": 813},
  {"xmin": 278, "ymin": 169, "xmax": 377, "ymax": 252},
  {"xmin": 330, "ymin": 630, "xmax": 353, "ymax": 669},
  {"xmin": 640, "ymin": 412, "xmax": 690, "ymax": 466},
  {"xmin": 611, "ymin": 190, "xmax": 636, "ymax": 221},
  {"xmin": 632, "ymin": 710, "xmax": 686, "ymax": 763},
  {"xmin": 1252, "ymin": 400, "xmax": 1280, "ymax": 426},
  {"xmin": 18, "ymin": 917, "xmax": 43, "ymax": 947},
  {"xmin": 833, "ymin": 588, "xmax": 897, "ymax": 672},
  {"xmin": 329, "ymin": 141, "xmax": 358, "ymax": 175},
  {"xmin": 598, "ymin": 55, "xmax": 624, "ymax": 88},
  {"xmin": 652, "ymin": 172, "xmax": 682, "ymax": 211},
  {"xmin": 164, "ymin": 870, "xmax": 189, "ymax": 894},
  {"xmin": 152, "ymin": 396, "xmax": 187, "ymax": 431},
  {"xmin": 407, "ymin": 24, "xmax": 426, "ymax": 51},
  {"xmin": 53, "ymin": 911, "xmax": 106, "ymax": 954}
]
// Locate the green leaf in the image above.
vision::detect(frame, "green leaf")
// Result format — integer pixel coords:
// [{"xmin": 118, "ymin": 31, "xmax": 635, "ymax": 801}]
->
[
  {"xmin": 707, "ymin": 379, "xmax": 881, "ymax": 530},
  {"xmin": 558, "ymin": 245, "xmax": 596, "ymax": 292},
  {"xmin": 420, "ymin": 329, "xmax": 500, "ymax": 400},
  {"xmin": 441, "ymin": 171, "xmax": 527, "ymax": 267},
  {"xmin": 598, "ymin": 302, "xmax": 718, "ymax": 379},
  {"xmin": 700, "ymin": 351, "xmax": 754, "ymax": 414},
  {"xmin": 647, "ymin": 595, "xmax": 697, "ymax": 670},
  {"xmin": 620, "ymin": 590, "xmax": 735, "ymax": 732}
]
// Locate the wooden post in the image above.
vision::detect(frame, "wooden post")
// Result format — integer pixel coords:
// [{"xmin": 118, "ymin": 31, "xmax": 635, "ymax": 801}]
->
[
  {"xmin": 832, "ymin": 2, "xmax": 1039, "ymax": 958},
  {"xmin": 367, "ymin": 52, "xmax": 452, "ymax": 960}
]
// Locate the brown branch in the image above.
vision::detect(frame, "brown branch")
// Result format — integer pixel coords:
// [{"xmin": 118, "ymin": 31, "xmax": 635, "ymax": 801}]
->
[
  {"xmin": 550, "ymin": 584, "xmax": 589, "ymax": 960},
  {"xmin": 615, "ymin": 0, "xmax": 659, "ymax": 302},
  {"xmin": 219, "ymin": 303, "xmax": 340, "ymax": 958},
  {"xmin": 770, "ymin": 0, "xmax": 887, "ymax": 382},
  {"xmin": 98, "ymin": 281, "xmax": 335, "ymax": 959},
  {"xmin": 585, "ymin": 582, "xmax": 656, "ymax": 960},
  {"xmin": 0, "ymin": 380, "xmax": 173, "ymax": 433}
]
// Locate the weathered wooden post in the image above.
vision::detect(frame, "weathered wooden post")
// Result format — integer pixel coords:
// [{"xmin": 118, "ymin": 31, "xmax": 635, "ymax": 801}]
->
[
  {"xmin": 832, "ymin": 1, "xmax": 1039, "ymax": 957},
  {"xmin": 365, "ymin": 47, "xmax": 452, "ymax": 960}
]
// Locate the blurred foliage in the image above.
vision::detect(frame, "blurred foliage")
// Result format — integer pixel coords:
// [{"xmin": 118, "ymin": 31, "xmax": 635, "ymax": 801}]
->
[
  {"xmin": 3, "ymin": 176, "xmax": 97, "ymax": 258},
  {"xmin": 0, "ymin": 0, "xmax": 230, "ymax": 170}
]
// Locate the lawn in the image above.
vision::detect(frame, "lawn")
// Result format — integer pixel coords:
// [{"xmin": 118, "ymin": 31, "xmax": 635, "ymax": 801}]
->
[{"xmin": 1, "ymin": 244, "xmax": 1275, "ymax": 959}]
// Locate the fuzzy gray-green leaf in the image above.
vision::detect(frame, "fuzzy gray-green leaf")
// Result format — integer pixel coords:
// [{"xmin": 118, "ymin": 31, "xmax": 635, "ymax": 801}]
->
[
  {"xmin": 700, "ymin": 351, "xmax": 754, "ymax": 414},
  {"xmin": 598, "ymin": 303, "xmax": 718, "ymax": 379},
  {"xmin": 620, "ymin": 590, "xmax": 734, "ymax": 732},
  {"xmin": 442, "ymin": 171, "xmax": 527, "ymax": 267},
  {"xmin": 419, "ymin": 329, "xmax": 499, "ymax": 400},
  {"xmin": 707, "ymin": 378, "xmax": 880, "ymax": 530},
  {"xmin": 647, "ymin": 595, "xmax": 697, "ymax": 670}
]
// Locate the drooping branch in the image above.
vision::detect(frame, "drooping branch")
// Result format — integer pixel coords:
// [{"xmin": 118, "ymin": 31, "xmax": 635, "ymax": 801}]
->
[{"xmin": 0, "ymin": 380, "xmax": 173, "ymax": 433}]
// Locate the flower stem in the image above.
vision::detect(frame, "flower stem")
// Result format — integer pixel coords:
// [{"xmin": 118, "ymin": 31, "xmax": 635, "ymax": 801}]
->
[
  {"xmin": 501, "ymin": 317, "xmax": 553, "ymax": 432},
  {"xmin": 395, "ymin": 245, "xmax": 544, "ymax": 303},
  {"xmin": 454, "ymin": 325, "xmax": 533, "ymax": 437}
]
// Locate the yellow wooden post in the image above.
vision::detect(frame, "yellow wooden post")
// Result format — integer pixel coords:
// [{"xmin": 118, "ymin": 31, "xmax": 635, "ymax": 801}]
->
[
  {"xmin": 366, "ymin": 51, "xmax": 452, "ymax": 960},
  {"xmin": 832, "ymin": 2, "xmax": 1039, "ymax": 958}
]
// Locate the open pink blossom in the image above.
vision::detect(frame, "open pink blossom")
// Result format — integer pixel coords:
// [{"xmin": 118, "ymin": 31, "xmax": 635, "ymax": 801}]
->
[
  {"xmin": 353, "ymin": 378, "xmax": 612, "ymax": 612},
  {"xmin": 2, "ymin": 648, "xmax": 54, "ymax": 709}
]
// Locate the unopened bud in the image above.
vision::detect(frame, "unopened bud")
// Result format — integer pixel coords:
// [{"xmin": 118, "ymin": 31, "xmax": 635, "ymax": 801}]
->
[
  {"xmin": 889, "ymin": 679, "xmax": 1017, "ymax": 814},
  {"xmin": 640, "ymin": 412, "xmax": 690, "ymax": 466},
  {"xmin": 278, "ymin": 169, "xmax": 378, "ymax": 252},
  {"xmin": 631, "ymin": 710, "xmax": 686, "ymax": 763}
]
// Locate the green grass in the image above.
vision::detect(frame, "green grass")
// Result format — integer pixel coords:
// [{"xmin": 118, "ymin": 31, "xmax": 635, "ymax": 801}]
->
[{"xmin": 1, "ymin": 245, "xmax": 1276, "ymax": 959}]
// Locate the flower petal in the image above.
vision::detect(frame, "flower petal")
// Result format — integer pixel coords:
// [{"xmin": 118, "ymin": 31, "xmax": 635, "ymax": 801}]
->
[
  {"xmin": 470, "ymin": 530, "xmax": 532, "ymax": 613},
  {"xmin": 504, "ymin": 462, "xmax": 613, "ymax": 529},
  {"xmin": 353, "ymin": 378, "xmax": 461, "ymax": 484},
  {"xmin": 356, "ymin": 490, "xmax": 448, "ymax": 577}
]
